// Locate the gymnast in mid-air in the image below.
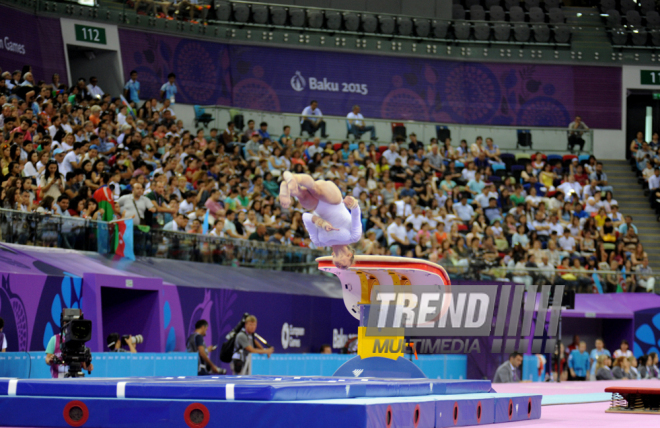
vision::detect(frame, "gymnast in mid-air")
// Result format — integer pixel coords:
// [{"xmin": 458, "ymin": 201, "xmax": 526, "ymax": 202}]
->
[{"xmin": 278, "ymin": 171, "xmax": 362, "ymax": 269}]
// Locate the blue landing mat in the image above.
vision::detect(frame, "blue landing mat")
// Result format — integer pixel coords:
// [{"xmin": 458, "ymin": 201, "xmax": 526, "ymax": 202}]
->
[
  {"xmin": 0, "ymin": 376, "xmax": 492, "ymax": 401},
  {"xmin": 0, "ymin": 392, "xmax": 543, "ymax": 428}
]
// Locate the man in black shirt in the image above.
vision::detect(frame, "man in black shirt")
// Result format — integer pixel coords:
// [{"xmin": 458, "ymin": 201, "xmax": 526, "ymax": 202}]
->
[{"xmin": 186, "ymin": 319, "xmax": 222, "ymax": 375}]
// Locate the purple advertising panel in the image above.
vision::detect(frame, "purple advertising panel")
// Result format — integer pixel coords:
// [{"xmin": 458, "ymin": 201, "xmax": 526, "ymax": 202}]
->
[
  {"xmin": 230, "ymin": 45, "xmax": 621, "ymax": 129},
  {"xmin": 118, "ymin": 28, "xmax": 232, "ymax": 106},
  {"xmin": 0, "ymin": 5, "xmax": 68, "ymax": 85},
  {"xmin": 116, "ymin": 29, "xmax": 621, "ymax": 128}
]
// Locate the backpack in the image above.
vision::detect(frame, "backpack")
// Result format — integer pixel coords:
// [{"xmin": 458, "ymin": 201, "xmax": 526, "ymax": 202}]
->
[{"xmin": 220, "ymin": 319, "xmax": 247, "ymax": 363}]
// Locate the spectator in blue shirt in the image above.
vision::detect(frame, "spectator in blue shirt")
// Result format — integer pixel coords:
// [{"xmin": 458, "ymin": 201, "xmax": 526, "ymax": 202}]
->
[
  {"xmin": 124, "ymin": 70, "xmax": 140, "ymax": 105},
  {"xmin": 160, "ymin": 73, "xmax": 177, "ymax": 103},
  {"xmin": 258, "ymin": 121, "xmax": 271, "ymax": 142},
  {"xmin": 568, "ymin": 341, "xmax": 590, "ymax": 381},
  {"xmin": 400, "ymin": 179, "xmax": 416, "ymax": 198},
  {"xmin": 618, "ymin": 215, "xmax": 638, "ymax": 235},
  {"xmin": 589, "ymin": 338, "xmax": 611, "ymax": 380}
]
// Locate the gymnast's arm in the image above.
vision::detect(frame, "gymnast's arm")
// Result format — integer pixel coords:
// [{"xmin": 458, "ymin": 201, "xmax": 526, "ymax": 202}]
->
[
  {"xmin": 349, "ymin": 204, "xmax": 363, "ymax": 242},
  {"xmin": 302, "ymin": 213, "xmax": 322, "ymax": 247}
]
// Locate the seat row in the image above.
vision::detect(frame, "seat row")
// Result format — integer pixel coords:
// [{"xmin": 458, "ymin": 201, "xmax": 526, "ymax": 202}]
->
[{"xmin": 453, "ymin": 4, "xmax": 565, "ymax": 24}]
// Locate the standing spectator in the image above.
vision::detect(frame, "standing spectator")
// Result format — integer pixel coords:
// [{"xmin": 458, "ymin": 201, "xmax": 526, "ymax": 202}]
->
[
  {"xmin": 568, "ymin": 341, "xmax": 590, "ymax": 381},
  {"xmin": 567, "ymin": 116, "xmax": 589, "ymax": 153},
  {"xmin": 493, "ymin": 352, "xmax": 523, "ymax": 383},
  {"xmin": 346, "ymin": 105, "xmax": 377, "ymax": 141},
  {"xmin": 117, "ymin": 183, "xmax": 156, "ymax": 226},
  {"xmin": 613, "ymin": 340, "xmax": 633, "ymax": 359},
  {"xmin": 300, "ymin": 100, "xmax": 328, "ymax": 138},
  {"xmin": 186, "ymin": 319, "xmax": 222, "ymax": 375},
  {"xmin": 124, "ymin": 70, "xmax": 140, "ymax": 105},
  {"xmin": 589, "ymin": 338, "xmax": 611, "ymax": 380},
  {"xmin": 160, "ymin": 73, "xmax": 177, "ymax": 103},
  {"xmin": 0, "ymin": 317, "xmax": 5, "ymax": 352},
  {"xmin": 231, "ymin": 315, "xmax": 273, "ymax": 375}
]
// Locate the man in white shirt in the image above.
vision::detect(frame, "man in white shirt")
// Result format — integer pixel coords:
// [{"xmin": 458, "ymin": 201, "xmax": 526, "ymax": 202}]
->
[
  {"xmin": 346, "ymin": 105, "xmax": 376, "ymax": 141},
  {"xmin": 532, "ymin": 212, "xmax": 550, "ymax": 239},
  {"xmin": 474, "ymin": 186, "xmax": 497, "ymax": 209},
  {"xmin": 394, "ymin": 196, "xmax": 413, "ymax": 218},
  {"xmin": 387, "ymin": 216, "xmax": 409, "ymax": 248},
  {"xmin": 405, "ymin": 206, "xmax": 426, "ymax": 232},
  {"xmin": 382, "ymin": 144, "xmax": 400, "ymax": 166},
  {"xmin": 548, "ymin": 214, "xmax": 564, "ymax": 236},
  {"xmin": 300, "ymin": 100, "xmax": 328, "ymax": 138},
  {"xmin": 307, "ymin": 137, "xmax": 323, "ymax": 159},
  {"xmin": 454, "ymin": 195, "xmax": 475, "ymax": 223},
  {"xmin": 163, "ymin": 213, "xmax": 189, "ymax": 232},
  {"xmin": 87, "ymin": 76, "xmax": 104, "ymax": 100},
  {"xmin": 558, "ymin": 228, "xmax": 576, "ymax": 253},
  {"xmin": 557, "ymin": 175, "xmax": 582, "ymax": 202},
  {"xmin": 649, "ymin": 167, "xmax": 660, "ymax": 191},
  {"xmin": 61, "ymin": 142, "xmax": 84, "ymax": 175}
]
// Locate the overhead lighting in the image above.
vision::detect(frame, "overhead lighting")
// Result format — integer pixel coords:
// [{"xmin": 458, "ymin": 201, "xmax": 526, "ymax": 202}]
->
[{"xmin": 577, "ymin": 13, "xmax": 582, "ymax": 17}]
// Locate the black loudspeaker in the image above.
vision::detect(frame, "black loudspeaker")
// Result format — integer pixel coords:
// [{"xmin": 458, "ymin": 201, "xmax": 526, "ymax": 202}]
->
[
  {"xmin": 233, "ymin": 114, "xmax": 245, "ymax": 130},
  {"xmin": 436, "ymin": 127, "xmax": 450, "ymax": 142}
]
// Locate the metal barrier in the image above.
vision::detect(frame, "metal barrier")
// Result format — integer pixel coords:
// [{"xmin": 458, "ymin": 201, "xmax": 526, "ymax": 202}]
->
[
  {"xmin": 202, "ymin": 106, "xmax": 594, "ymax": 154},
  {"xmin": 0, "ymin": 209, "xmax": 652, "ymax": 290},
  {"xmin": 0, "ymin": 209, "xmax": 324, "ymax": 274}
]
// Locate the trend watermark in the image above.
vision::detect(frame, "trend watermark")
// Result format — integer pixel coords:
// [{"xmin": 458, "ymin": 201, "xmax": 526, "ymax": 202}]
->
[{"xmin": 364, "ymin": 284, "xmax": 564, "ymax": 354}]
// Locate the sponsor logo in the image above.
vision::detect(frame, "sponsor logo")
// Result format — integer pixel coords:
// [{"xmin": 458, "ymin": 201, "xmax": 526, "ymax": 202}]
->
[
  {"xmin": 281, "ymin": 322, "xmax": 305, "ymax": 349},
  {"xmin": 290, "ymin": 71, "xmax": 306, "ymax": 92},
  {"xmin": 352, "ymin": 369, "xmax": 363, "ymax": 377},
  {"xmin": 332, "ymin": 328, "xmax": 357, "ymax": 349},
  {"xmin": 0, "ymin": 37, "xmax": 26, "ymax": 55},
  {"xmin": 289, "ymin": 71, "xmax": 369, "ymax": 95}
]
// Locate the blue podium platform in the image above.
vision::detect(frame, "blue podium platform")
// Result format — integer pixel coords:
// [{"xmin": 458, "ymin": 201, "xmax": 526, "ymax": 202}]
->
[{"xmin": 0, "ymin": 376, "xmax": 541, "ymax": 428}]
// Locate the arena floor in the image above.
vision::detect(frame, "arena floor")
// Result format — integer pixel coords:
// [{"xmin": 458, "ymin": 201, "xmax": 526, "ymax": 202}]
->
[{"xmin": 496, "ymin": 380, "xmax": 660, "ymax": 427}]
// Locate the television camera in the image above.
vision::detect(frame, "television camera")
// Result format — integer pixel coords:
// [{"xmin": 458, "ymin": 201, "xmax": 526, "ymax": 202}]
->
[{"xmin": 53, "ymin": 309, "xmax": 93, "ymax": 378}]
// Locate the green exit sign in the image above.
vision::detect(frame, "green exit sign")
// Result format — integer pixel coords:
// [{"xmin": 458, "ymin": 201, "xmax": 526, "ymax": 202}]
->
[{"xmin": 74, "ymin": 24, "xmax": 106, "ymax": 45}]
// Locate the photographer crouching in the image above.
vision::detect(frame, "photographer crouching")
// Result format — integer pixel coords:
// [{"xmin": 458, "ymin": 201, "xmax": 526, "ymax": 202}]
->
[
  {"xmin": 45, "ymin": 309, "xmax": 93, "ymax": 378},
  {"xmin": 106, "ymin": 333, "xmax": 142, "ymax": 353}
]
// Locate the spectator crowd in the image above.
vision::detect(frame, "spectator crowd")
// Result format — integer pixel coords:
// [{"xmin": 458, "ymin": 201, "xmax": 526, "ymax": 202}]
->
[{"xmin": 0, "ymin": 63, "xmax": 657, "ymax": 292}]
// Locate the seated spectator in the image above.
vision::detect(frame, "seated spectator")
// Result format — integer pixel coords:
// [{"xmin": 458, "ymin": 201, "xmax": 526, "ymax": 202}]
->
[
  {"xmin": 595, "ymin": 355, "xmax": 613, "ymax": 380},
  {"xmin": 612, "ymin": 356, "xmax": 633, "ymax": 380}
]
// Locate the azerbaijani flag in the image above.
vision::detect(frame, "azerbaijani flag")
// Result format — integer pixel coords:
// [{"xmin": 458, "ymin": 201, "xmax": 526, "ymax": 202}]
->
[
  {"xmin": 112, "ymin": 218, "xmax": 135, "ymax": 260},
  {"xmin": 93, "ymin": 186, "xmax": 115, "ymax": 222}
]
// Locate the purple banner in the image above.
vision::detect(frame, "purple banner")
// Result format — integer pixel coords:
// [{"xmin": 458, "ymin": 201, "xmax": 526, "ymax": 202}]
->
[
  {"xmin": 118, "ymin": 29, "xmax": 232, "ymax": 106},
  {"xmin": 230, "ymin": 46, "xmax": 621, "ymax": 128},
  {"xmin": 0, "ymin": 5, "xmax": 68, "ymax": 86},
  {"xmin": 117, "ymin": 31, "xmax": 621, "ymax": 128}
]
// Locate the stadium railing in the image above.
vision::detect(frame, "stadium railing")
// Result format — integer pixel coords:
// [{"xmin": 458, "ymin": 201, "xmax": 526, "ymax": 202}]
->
[
  {"xmin": 1, "ymin": 209, "xmax": 652, "ymax": 292},
  {"xmin": 0, "ymin": 208, "xmax": 324, "ymax": 273}
]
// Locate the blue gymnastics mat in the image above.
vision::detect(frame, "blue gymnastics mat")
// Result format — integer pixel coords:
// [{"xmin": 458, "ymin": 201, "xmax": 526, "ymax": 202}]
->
[
  {"xmin": 0, "ymin": 376, "xmax": 541, "ymax": 428},
  {"xmin": 0, "ymin": 376, "xmax": 492, "ymax": 401}
]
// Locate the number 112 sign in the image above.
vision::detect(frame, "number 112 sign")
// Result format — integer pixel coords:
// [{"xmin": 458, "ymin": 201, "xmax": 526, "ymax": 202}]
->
[
  {"xmin": 641, "ymin": 70, "xmax": 660, "ymax": 85},
  {"xmin": 74, "ymin": 24, "xmax": 107, "ymax": 45}
]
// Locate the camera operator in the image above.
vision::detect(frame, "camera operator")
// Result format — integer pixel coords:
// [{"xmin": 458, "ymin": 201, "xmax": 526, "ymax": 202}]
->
[
  {"xmin": 106, "ymin": 333, "xmax": 138, "ymax": 353},
  {"xmin": 231, "ymin": 315, "xmax": 274, "ymax": 375},
  {"xmin": 45, "ymin": 334, "xmax": 93, "ymax": 378},
  {"xmin": 187, "ymin": 319, "xmax": 223, "ymax": 375}
]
